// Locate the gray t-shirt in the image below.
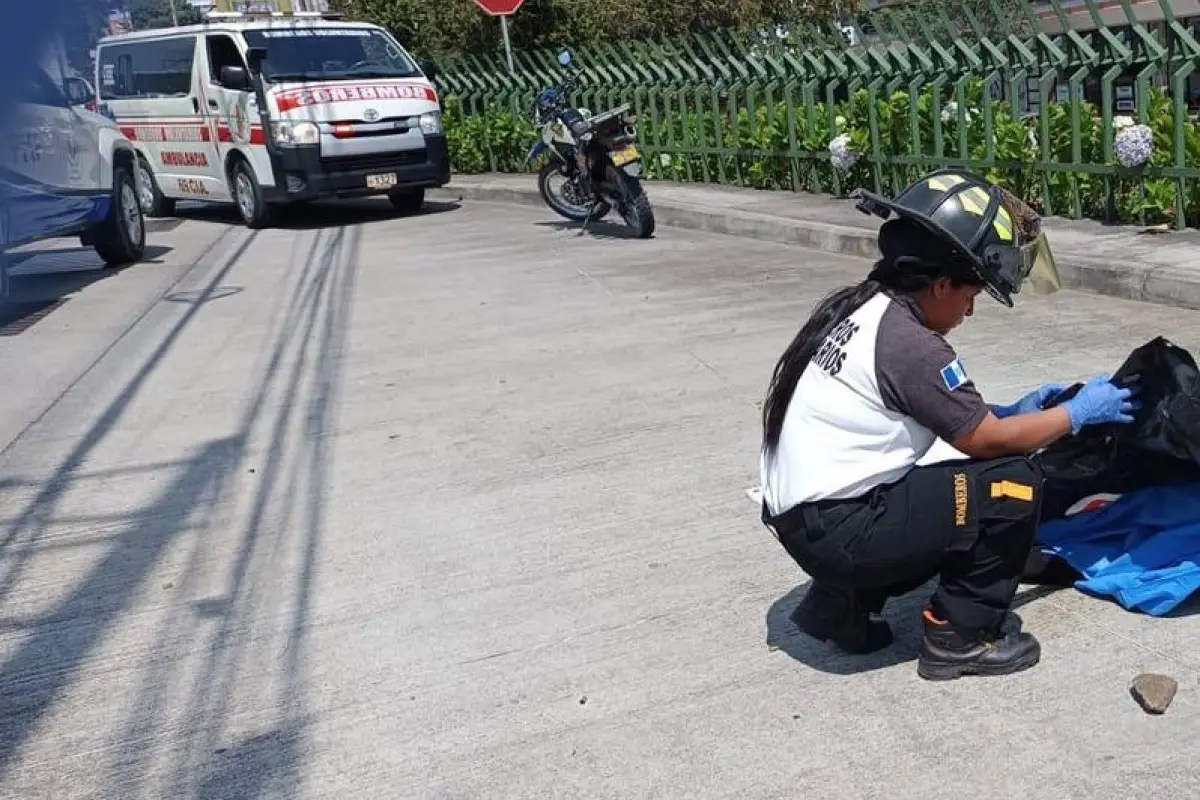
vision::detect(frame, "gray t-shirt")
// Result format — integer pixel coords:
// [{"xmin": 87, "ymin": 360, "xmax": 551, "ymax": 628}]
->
[
  {"xmin": 875, "ymin": 294, "xmax": 989, "ymax": 444},
  {"xmin": 761, "ymin": 290, "xmax": 991, "ymax": 511}
]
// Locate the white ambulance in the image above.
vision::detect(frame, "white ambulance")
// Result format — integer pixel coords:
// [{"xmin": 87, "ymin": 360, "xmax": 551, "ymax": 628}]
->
[{"xmin": 93, "ymin": 10, "xmax": 449, "ymax": 228}]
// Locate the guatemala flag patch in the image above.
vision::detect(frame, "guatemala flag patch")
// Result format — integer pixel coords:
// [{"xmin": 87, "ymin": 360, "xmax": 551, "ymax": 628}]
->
[{"xmin": 941, "ymin": 358, "xmax": 970, "ymax": 391}]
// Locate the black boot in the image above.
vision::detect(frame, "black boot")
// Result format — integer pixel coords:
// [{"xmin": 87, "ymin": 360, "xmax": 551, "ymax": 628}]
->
[
  {"xmin": 917, "ymin": 608, "xmax": 1041, "ymax": 681},
  {"xmin": 790, "ymin": 582, "xmax": 893, "ymax": 655}
]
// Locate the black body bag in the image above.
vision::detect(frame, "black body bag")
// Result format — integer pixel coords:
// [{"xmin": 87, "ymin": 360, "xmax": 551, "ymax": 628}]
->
[{"xmin": 1036, "ymin": 336, "xmax": 1200, "ymax": 519}]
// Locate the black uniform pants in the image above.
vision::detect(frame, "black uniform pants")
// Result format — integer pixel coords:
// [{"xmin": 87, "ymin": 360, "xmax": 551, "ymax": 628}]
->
[{"xmin": 763, "ymin": 456, "xmax": 1045, "ymax": 638}]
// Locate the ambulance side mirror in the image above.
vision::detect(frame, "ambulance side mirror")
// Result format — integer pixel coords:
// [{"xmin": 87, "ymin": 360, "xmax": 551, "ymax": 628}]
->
[
  {"xmin": 245, "ymin": 47, "xmax": 267, "ymax": 75},
  {"xmin": 63, "ymin": 76, "xmax": 93, "ymax": 107},
  {"xmin": 219, "ymin": 65, "xmax": 252, "ymax": 92},
  {"xmin": 418, "ymin": 58, "xmax": 439, "ymax": 81}
]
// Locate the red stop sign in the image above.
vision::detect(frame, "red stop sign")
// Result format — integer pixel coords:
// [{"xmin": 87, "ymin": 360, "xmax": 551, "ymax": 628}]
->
[{"xmin": 473, "ymin": 0, "xmax": 524, "ymax": 15}]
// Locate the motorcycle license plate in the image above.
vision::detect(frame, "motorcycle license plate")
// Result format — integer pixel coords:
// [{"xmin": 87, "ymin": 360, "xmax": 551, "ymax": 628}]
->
[
  {"xmin": 611, "ymin": 145, "xmax": 640, "ymax": 167},
  {"xmin": 366, "ymin": 172, "xmax": 397, "ymax": 190}
]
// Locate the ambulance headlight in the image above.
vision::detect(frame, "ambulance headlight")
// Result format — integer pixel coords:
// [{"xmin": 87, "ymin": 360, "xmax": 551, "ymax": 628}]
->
[
  {"xmin": 272, "ymin": 120, "xmax": 320, "ymax": 146},
  {"xmin": 418, "ymin": 111, "xmax": 443, "ymax": 136}
]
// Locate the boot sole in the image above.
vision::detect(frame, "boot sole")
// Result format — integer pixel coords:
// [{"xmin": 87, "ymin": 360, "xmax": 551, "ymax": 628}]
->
[{"xmin": 917, "ymin": 648, "xmax": 1041, "ymax": 681}]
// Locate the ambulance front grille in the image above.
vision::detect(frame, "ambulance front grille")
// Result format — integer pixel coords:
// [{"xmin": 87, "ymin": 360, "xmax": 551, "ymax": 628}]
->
[{"xmin": 319, "ymin": 150, "xmax": 427, "ymax": 173}]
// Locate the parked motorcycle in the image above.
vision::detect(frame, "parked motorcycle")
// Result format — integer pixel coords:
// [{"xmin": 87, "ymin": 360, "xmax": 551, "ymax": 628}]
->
[{"xmin": 522, "ymin": 50, "xmax": 655, "ymax": 239}]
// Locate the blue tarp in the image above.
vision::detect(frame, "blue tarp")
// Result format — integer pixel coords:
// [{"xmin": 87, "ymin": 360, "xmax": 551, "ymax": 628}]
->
[{"xmin": 1036, "ymin": 482, "xmax": 1200, "ymax": 616}]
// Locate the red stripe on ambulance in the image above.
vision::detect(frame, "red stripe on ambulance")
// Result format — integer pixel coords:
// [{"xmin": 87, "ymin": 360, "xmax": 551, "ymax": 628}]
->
[
  {"xmin": 274, "ymin": 83, "xmax": 437, "ymax": 112},
  {"xmin": 216, "ymin": 124, "xmax": 267, "ymax": 145},
  {"xmin": 120, "ymin": 124, "xmax": 211, "ymax": 142}
]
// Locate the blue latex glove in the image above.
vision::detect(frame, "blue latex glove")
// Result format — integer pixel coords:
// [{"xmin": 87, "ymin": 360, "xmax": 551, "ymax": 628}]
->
[
  {"xmin": 1063, "ymin": 374, "xmax": 1142, "ymax": 435},
  {"xmin": 992, "ymin": 383, "xmax": 1071, "ymax": 419}
]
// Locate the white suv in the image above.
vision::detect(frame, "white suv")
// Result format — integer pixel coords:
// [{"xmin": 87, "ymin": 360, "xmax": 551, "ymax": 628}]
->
[{"xmin": 1, "ymin": 66, "xmax": 146, "ymax": 303}]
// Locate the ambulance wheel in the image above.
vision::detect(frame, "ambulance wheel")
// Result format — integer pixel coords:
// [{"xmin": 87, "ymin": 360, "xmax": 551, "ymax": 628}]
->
[
  {"xmin": 93, "ymin": 163, "xmax": 147, "ymax": 267},
  {"xmin": 136, "ymin": 155, "xmax": 175, "ymax": 218},
  {"xmin": 388, "ymin": 188, "xmax": 424, "ymax": 215},
  {"xmin": 231, "ymin": 159, "xmax": 274, "ymax": 229}
]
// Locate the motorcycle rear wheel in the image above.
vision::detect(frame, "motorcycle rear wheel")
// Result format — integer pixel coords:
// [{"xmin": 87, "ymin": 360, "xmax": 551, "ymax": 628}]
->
[{"xmin": 538, "ymin": 161, "xmax": 609, "ymax": 222}]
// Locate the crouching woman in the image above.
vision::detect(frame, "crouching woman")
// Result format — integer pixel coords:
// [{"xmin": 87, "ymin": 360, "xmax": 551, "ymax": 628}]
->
[{"xmin": 758, "ymin": 171, "xmax": 1138, "ymax": 681}]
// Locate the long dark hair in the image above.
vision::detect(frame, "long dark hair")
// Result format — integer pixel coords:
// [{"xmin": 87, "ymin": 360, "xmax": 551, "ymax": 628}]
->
[{"xmin": 761, "ymin": 218, "xmax": 982, "ymax": 453}]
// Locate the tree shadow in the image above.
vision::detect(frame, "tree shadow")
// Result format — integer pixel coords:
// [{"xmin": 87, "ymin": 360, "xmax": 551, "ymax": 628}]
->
[
  {"xmin": 0, "ymin": 229, "xmax": 262, "ymax": 781},
  {"xmin": 196, "ymin": 723, "xmax": 307, "ymax": 800},
  {"xmin": 0, "ymin": 218, "xmax": 360, "ymax": 795}
]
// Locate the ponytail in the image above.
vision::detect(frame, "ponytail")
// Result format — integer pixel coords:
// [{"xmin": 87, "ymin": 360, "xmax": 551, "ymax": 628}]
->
[{"xmin": 761, "ymin": 279, "xmax": 883, "ymax": 453}]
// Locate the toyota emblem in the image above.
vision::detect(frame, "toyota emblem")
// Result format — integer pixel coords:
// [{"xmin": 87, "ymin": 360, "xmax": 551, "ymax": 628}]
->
[{"xmin": 363, "ymin": 108, "xmax": 380, "ymax": 121}]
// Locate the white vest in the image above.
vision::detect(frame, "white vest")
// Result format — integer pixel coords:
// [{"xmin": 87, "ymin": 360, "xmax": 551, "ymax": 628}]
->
[{"xmin": 761, "ymin": 293, "xmax": 938, "ymax": 515}]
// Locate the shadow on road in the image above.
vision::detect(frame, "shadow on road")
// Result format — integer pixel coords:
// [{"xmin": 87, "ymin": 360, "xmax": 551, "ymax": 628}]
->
[
  {"xmin": 175, "ymin": 196, "xmax": 460, "ymax": 230},
  {"xmin": 533, "ymin": 219, "xmax": 655, "ymax": 240},
  {"xmin": 6, "ymin": 243, "xmax": 173, "ymax": 298},
  {"xmin": 1, "ymin": 244, "xmax": 175, "ymax": 335},
  {"xmin": 765, "ymin": 580, "xmax": 1040, "ymax": 676},
  {"xmin": 765, "ymin": 582, "xmax": 924, "ymax": 676},
  {"xmin": 0, "ymin": 216, "xmax": 361, "ymax": 794}
]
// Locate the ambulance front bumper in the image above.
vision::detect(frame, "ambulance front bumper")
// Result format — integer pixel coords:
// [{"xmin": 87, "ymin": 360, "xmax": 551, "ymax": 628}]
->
[{"xmin": 269, "ymin": 135, "xmax": 451, "ymax": 201}]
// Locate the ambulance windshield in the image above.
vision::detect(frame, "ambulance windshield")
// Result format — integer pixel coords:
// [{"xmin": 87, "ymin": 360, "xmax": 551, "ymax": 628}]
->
[{"xmin": 243, "ymin": 28, "xmax": 422, "ymax": 82}]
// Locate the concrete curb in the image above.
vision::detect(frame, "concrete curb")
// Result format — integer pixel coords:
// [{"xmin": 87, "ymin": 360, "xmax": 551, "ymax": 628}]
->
[
  {"xmin": 1051, "ymin": 253, "xmax": 1200, "ymax": 312},
  {"xmin": 428, "ymin": 183, "xmax": 1200, "ymax": 311},
  {"xmin": 427, "ymin": 183, "xmax": 881, "ymax": 261}
]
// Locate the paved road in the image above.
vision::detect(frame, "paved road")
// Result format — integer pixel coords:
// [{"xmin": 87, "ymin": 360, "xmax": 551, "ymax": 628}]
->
[{"xmin": 1, "ymin": 197, "xmax": 1199, "ymax": 799}]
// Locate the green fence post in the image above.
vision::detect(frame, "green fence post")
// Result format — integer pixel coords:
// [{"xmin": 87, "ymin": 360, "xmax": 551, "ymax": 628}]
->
[{"xmin": 437, "ymin": 10, "xmax": 1200, "ymax": 229}]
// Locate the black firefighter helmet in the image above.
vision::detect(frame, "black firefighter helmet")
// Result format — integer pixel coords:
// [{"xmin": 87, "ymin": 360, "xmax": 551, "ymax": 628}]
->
[{"xmin": 851, "ymin": 170, "xmax": 1035, "ymax": 308}]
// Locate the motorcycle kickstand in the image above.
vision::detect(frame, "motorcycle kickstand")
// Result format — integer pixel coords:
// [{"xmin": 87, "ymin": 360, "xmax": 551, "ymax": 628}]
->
[{"xmin": 578, "ymin": 200, "xmax": 603, "ymax": 236}]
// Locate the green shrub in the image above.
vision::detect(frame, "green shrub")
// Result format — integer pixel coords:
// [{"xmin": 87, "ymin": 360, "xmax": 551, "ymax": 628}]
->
[{"xmin": 442, "ymin": 83, "xmax": 1200, "ymax": 227}]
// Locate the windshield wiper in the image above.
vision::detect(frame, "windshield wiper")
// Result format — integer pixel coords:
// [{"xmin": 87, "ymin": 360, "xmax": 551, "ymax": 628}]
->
[
  {"xmin": 263, "ymin": 69, "xmax": 419, "ymax": 82},
  {"xmin": 346, "ymin": 68, "xmax": 417, "ymax": 78},
  {"xmin": 263, "ymin": 71, "xmax": 329, "ymax": 82}
]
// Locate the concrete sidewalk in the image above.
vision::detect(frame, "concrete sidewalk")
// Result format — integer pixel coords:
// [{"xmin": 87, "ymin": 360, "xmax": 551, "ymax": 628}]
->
[{"xmin": 431, "ymin": 174, "xmax": 1200, "ymax": 311}]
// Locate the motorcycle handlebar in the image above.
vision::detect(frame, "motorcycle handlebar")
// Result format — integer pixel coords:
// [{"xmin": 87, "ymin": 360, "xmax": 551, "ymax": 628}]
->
[{"xmin": 531, "ymin": 67, "xmax": 584, "ymax": 120}]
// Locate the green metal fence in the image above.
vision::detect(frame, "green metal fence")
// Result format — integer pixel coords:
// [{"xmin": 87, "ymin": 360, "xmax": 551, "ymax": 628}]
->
[{"xmin": 432, "ymin": 0, "xmax": 1200, "ymax": 230}]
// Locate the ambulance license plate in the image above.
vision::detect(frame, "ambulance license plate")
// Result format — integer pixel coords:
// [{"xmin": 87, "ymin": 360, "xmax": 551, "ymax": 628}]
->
[{"xmin": 366, "ymin": 172, "xmax": 397, "ymax": 190}]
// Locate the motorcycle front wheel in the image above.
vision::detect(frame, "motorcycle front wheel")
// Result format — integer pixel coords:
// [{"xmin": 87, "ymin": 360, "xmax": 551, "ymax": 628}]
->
[
  {"xmin": 537, "ymin": 161, "xmax": 609, "ymax": 222},
  {"xmin": 610, "ymin": 164, "xmax": 655, "ymax": 239}
]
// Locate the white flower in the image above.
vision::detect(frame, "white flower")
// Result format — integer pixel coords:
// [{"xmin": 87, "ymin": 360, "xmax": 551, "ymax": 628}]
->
[
  {"xmin": 940, "ymin": 101, "xmax": 978, "ymax": 126},
  {"xmin": 828, "ymin": 133, "xmax": 859, "ymax": 170},
  {"xmin": 1114, "ymin": 123, "xmax": 1153, "ymax": 168},
  {"xmin": 1114, "ymin": 115, "xmax": 1135, "ymax": 131},
  {"xmin": 1027, "ymin": 127, "xmax": 1039, "ymax": 153}
]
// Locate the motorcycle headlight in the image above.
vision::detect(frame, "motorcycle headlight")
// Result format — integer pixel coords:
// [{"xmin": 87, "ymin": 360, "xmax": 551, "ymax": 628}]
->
[
  {"xmin": 419, "ymin": 111, "xmax": 444, "ymax": 135},
  {"xmin": 271, "ymin": 120, "xmax": 319, "ymax": 146}
]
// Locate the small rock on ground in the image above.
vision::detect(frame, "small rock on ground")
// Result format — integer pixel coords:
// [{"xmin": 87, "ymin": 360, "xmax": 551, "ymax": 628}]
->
[{"xmin": 1130, "ymin": 673, "xmax": 1178, "ymax": 714}]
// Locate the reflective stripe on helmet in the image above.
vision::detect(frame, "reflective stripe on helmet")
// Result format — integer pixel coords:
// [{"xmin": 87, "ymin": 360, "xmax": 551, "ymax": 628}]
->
[
  {"xmin": 992, "ymin": 206, "xmax": 1015, "ymax": 242},
  {"xmin": 957, "ymin": 186, "xmax": 990, "ymax": 217},
  {"xmin": 926, "ymin": 174, "xmax": 967, "ymax": 192}
]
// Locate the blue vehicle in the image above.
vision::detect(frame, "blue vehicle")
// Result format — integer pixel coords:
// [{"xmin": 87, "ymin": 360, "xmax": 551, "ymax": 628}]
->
[{"xmin": 1, "ymin": 66, "xmax": 147, "ymax": 304}]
